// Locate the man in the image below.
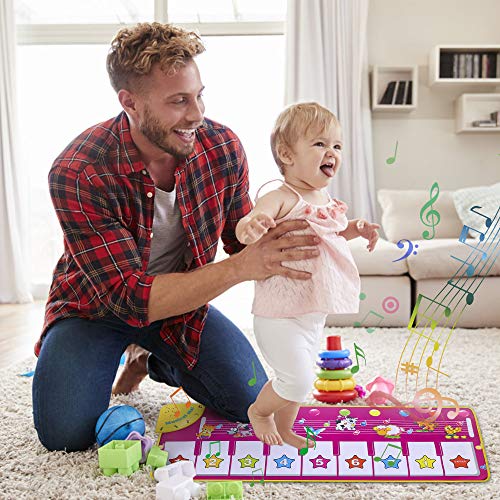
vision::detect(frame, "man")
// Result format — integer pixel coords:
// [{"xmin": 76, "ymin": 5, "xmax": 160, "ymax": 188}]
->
[{"xmin": 32, "ymin": 22, "xmax": 320, "ymax": 452}]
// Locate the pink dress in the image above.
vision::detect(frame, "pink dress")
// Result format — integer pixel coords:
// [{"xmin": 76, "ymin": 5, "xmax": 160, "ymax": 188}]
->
[{"xmin": 252, "ymin": 182, "xmax": 360, "ymax": 318}]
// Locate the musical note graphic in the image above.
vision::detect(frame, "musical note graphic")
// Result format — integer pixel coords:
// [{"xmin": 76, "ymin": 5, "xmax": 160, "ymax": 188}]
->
[
  {"xmin": 386, "ymin": 140, "xmax": 398, "ymax": 165},
  {"xmin": 299, "ymin": 426, "xmax": 317, "ymax": 456},
  {"xmin": 169, "ymin": 386, "xmax": 192, "ymax": 417},
  {"xmin": 401, "ymin": 361, "xmax": 419, "ymax": 375},
  {"xmin": 470, "ymin": 205, "xmax": 492, "ymax": 229},
  {"xmin": 205, "ymin": 440, "xmax": 221, "ymax": 458},
  {"xmin": 392, "ymin": 239, "xmax": 419, "ymax": 262},
  {"xmin": 250, "ymin": 468, "xmax": 264, "ymax": 486},
  {"xmin": 408, "ymin": 294, "xmax": 451, "ymax": 332},
  {"xmin": 449, "ymin": 255, "xmax": 476, "ymax": 277},
  {"xmin": 374, "ymin": 443, "xmax": 402, "ymax": 464},
  {"xmin": 247, "ymin": 360, "xmax": 257, "ymax": 387},
  {"xmin": 458, "ymin": 226, "xmax": 488, "ymax": 259},
  {"xmin": 447, "ymin": 280, "xmax": 475, "ymax": 305},
  {"xmin": 420, "ymin": 181, "xmax": 441, "ymax": 240},
  {"xmin": 354, "ymin": 310, "xmax": 384, "ymax": 333},
  {"xmin": 350, "ymin": 343, "xmax": 367, "ymax": 374},
  {"xmin": 425, "ymin": 339, "xmax": 449, "ymax": 378}
]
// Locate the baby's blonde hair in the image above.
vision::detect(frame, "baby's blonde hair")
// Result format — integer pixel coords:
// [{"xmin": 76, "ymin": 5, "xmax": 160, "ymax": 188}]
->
[{"xmin": 270, "ymin": 102, "xmax": 340, "ymax": 173}]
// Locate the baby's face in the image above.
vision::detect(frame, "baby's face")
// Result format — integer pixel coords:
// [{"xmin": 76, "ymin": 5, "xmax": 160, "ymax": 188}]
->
[{"xmin": 284, "ymin": 123, "xmax": 342, "ymax": 190}]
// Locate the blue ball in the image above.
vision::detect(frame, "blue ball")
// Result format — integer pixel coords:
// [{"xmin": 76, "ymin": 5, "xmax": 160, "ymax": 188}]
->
[{"xmin": 95, "ymin": 405, "xmax": 145, "ymax": 446}]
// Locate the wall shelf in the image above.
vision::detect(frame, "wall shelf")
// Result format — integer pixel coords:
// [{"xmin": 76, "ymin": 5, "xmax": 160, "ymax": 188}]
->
[
  {"xmin": 429, "ymin": 45, "xmax": 500, "ymax": 86},
  {"xmin": 455, "ymin": 93, "xmax": 500, "ymax": 133},
  {"xmin": 371, "ymin": 66, "xmax": 417, "ymax": 112}
]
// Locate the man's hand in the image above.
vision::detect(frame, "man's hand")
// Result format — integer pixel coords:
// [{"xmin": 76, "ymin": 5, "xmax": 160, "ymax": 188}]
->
[
  {"xmin": 356, "ymin": 219, "xmax": 380, "ymax": 252},
  {"xmin": 233, "ymin": 219, "xmax": 320, "ymax": 281},
  {"xmin": 238, "ymin": 213, "xmax": 276, "ymax": 245}
]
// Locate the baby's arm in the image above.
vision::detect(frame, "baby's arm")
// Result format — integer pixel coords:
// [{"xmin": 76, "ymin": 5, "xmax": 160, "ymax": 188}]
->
[
  {"xmin": 236, "ymin": 191, "xmax": 284, "ymax": 245},
  {"xmin": 339, "ymin": 219, "xmax": 380, "ymax": 252}
]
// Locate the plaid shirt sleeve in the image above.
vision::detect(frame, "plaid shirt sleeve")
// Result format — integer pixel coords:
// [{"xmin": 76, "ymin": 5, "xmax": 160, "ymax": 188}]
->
[
  {"xmin": 49, "ymin": 164, "xmax": 155, "ymax": 327},
  {"xmin": 220, "ymin": 136, "xmax": 253, "ymax": 255}
]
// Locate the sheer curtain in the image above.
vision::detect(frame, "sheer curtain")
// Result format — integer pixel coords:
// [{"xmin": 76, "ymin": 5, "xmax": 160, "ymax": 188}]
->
[
  {"xmin": 0, "ymin": 0, "xmax": 32, "ymax": 303},
  {"xmin": 285, "ymin": 0, "xmax": 376, "ymax": 221}
]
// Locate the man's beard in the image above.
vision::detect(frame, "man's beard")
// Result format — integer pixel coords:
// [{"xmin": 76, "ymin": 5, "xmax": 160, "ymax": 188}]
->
[{"xmin": 139, "ymin": 106, "xmax": 195, "ymax": 159}]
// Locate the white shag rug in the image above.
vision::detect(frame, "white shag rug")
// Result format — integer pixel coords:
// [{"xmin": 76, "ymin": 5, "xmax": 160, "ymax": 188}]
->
[{"xmin": 1, "ymin": 327, "xmax": 499, "ymax": 500}]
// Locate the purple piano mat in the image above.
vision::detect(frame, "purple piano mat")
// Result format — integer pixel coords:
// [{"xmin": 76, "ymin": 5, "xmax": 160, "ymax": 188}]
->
[{"xmin": 158, "ymin": 405, "xmax": 490, "ymax": 482}]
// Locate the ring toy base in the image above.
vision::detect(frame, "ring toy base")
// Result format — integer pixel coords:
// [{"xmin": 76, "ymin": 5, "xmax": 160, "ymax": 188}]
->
[
  {"xmin": 317, "ymin": 358, "xmax": 352, "ymax": 370},
  {"xmin": 314, "ymin": 378, "xmax": 356, "ymax": 392},
  {"xmin": 318, "ymin": 349, "xmax": 350, "ymax": 359},
  {"xmin": 312, "ymin": 389, "xmax": 358, "ymax": 404},
  {"xmin": 315, "ymin": 368, "xmax": 352, "ymax": 380}
]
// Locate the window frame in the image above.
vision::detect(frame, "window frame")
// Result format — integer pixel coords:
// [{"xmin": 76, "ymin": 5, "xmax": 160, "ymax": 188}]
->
[{"xmin": 15, "ymin": 0, "xmax": 285, "ymax": 44}]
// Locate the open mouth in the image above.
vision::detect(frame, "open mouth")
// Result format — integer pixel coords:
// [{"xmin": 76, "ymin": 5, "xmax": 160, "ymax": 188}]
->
[
  {"xmin": 174, "ymin": 128, "xmax": 196, "ymax": 143},
  {"xmin": 320, "ymin": 163, "xmax": 335, "ymax": 177}
]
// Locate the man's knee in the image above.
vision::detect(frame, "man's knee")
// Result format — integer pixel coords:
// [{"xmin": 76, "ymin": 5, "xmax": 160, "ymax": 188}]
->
[{"xmin": 34, "ymin": 415, "xmax": 96, "ymax": 452}]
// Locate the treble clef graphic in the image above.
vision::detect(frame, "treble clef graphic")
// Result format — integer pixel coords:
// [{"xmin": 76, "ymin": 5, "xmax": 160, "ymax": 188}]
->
[{"xmin": 420, "ymin": 182, "xmax": 440, "ymax": 240}]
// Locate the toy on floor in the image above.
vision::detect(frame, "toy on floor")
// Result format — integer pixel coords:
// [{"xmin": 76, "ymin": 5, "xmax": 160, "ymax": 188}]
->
[
  {"xmin": 95, "ymin": 405, "xmax": 145, "ymax": 446},
  {"xmin": 206, "ymin": 481, "xmax": 243, "ymax": 500},
  {"xmin": 154, "ymin": 460, "xmax": 202, "ymax": 500},
  {"xmin": 313, "ymin": 335, "xmax": 358, "ymax": 403},
  {"xmin": 365, "ymin": 376, "xmax": 395, "ymax": 404},
  {"xmin": 147, "ymin": 445, "xmax": 169, "ymax": 469},
  {"xmin": 126, "ymin": 430, "xmax": 154, "ymax": 463},
  {"xmin": 98, "ymin": 440, "xmax": 142, "ymax": 476}
]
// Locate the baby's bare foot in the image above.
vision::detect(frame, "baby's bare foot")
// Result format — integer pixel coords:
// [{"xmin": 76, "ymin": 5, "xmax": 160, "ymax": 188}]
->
[
  {"xmin": 278, "ymin": 429, "xmax": 316, "ymax": 452},
  {"xmin": 248, "ymin": 404, "xmax": 283, "ymax": 446}
]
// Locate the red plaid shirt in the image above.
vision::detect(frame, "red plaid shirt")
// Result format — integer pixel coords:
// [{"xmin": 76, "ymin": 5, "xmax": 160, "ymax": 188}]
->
[{"xmin": 36, "ymin": 112, "xmax": 252, "ymax": 369}]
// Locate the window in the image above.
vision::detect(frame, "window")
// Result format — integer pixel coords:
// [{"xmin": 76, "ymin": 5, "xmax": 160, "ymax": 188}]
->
[{"xmin": 15, "ymin": 2, "xmax": 286, "ymax": 296}]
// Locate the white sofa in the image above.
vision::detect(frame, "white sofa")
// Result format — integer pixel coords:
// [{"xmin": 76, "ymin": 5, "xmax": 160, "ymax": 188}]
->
[{"xmin": 327, "ymin": 185, "xmax": 500, "ymax": 329}]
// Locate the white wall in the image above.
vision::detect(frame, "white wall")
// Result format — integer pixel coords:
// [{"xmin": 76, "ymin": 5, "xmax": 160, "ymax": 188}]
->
[{"xmin": 368, "ymin": 0, "xmax": 500, "ymax": 197}]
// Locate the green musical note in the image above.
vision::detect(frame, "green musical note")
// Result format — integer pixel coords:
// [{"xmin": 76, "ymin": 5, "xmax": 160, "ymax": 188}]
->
[
  {"xmin": 299, "ymin": 426, "xmax": 317, "ymax": 456},
  {"xmin": 420, "ymin": 181, "xmax": 440, "ymax": 240}
]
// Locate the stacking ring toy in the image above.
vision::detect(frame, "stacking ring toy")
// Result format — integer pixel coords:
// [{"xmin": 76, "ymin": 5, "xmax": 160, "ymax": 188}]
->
[
  {"xmin": 314, "ymin": 378, "xmax": 356, "ymax": 392},
  {"xmin": 313, "ymin": 389, "xmax": 358, "ymax": 404},
  {"xmin": 318, "ymin": 349, "xmax": 350, "ymax": 359},
  {"xmin": 317, "ymin": 358, "xmax": 352, "ymax": 370},
  {"xmin": 315, "ymin": 368, "xmax": 352, "ymax": 380}
]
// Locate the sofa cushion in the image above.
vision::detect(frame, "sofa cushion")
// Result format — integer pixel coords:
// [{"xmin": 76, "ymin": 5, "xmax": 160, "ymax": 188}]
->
[
  {"xmin": 378, "ymin": 189, "xmax": 464, "ymax": 243},
  {"xmin": 406, "ymin": 238, "xmax": 500, "ymax": 280},
  {"xmin": 453, "ymin": 182, "xmax": 500, "ymax": 238},
  {"xmin": 347, "ymin": 236, "xmax": 408, "ymax": 275}
]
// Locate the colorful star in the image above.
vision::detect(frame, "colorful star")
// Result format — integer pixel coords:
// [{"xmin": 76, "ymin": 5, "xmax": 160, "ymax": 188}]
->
[
  {"xmin": 203, "ymin": 454, "xmax": 224, "ymax": 468},
  {"xmin": 345, "ymin": 454, "xmax": 366, "ymax": 469},
  {"xmin": 169, "ymin": 454, "xmax": 189, "ymax": 463},
  {"xmin": 238, "ymin": 453, "xmax": 259, "ymax": 468},
  {"xmin": 450, "ymin": 455, "xmax": 470, "ymax": 468},
  {"xmin": 415, "ymin": 455, "xmax": 436, "ymax": 469},
  {"xmin": 381, "ymin": 455, "xmax": 401, "ymax": 469},
  {"xmin": 274, "ymin": 454, "xmax": 295, "ymax": 469},
  {"xmin": 309, "ymin": 454, "xmax": 331, "ymax": 469}
]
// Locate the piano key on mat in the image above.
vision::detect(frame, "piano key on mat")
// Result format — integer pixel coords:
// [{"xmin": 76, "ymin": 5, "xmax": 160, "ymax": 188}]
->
[
  {"xmin": 337, "ymin": 441, "xmax": 373, "ymax": 477},
  {"xmin": 441, "ymin": 442, "xmax": 479, "ymax": 476},
  {"xmin": 407, "ymin": 442, "xmax": 444, "ymax": 476}
]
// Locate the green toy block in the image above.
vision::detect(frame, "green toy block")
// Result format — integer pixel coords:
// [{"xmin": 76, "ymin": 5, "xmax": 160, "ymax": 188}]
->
[
  {"xmin": 146, "ymin": 445, "xmax": 169, "ymax": 469},
  {"xmin": 98, "ymin": 440, "xmax": 142, "ymax": 477},
  {"xmin": 206, "ymin": 481, "xmax": 243, "ymax": 500}
]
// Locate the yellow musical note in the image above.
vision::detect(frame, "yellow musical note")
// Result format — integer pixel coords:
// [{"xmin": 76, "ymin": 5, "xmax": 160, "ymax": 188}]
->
[
  {"xmin": 168, "ymin": 386, "xmax": 192, "ymax": 417},
  {"xmin": 350, "ymin": 343, "xmax": 367, "ymax": 374},
  {"xmin": 408, "ymin": 294, "xmax": 451, "ymax": 332}
]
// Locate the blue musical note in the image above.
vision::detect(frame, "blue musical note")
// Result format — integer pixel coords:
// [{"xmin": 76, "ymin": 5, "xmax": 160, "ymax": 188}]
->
[{"xmin": 392, "ymin": 239, "xmax": 419, "ymax": 262}]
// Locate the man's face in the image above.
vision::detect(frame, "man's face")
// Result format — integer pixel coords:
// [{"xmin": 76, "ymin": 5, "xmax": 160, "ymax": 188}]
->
[{"xmin": 135, "ymin": 60, "xmax": 205, "ymax": 158}]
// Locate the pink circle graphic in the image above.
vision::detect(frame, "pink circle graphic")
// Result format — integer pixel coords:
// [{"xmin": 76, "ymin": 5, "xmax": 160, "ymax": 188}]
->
[{"xmin": 382, "ymin": 296, "xmax": 400, "ymax": 314}]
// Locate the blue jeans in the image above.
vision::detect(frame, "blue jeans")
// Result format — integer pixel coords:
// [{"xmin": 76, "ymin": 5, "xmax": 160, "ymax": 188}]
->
[{"xmin": 32, "ymin": 305, "xmax": 267, "ymax": 452}]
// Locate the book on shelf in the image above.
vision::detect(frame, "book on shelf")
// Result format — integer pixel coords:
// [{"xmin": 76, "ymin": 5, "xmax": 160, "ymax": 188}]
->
[
  {"xmin": 405, "ymin": 80, "xmax": 413, "ymax": 105},
  {"xmin": 490, "ymin": 111, "xmax": 500, "ymax": 126},
  {"xmin": 465, "ymin": 54, "xmax": 473, "ymax": 78},
  {"xmin": 473, "ymin": 54, "xmax": 480, "ymax": 78},
  {"xmin": 439, "ymin": 52, "xmax": 454, "ymax": 78},
  {"xmin": 497, "ymin": 53, "xmax": 500, "ymax": 78},
  {"xmin": 379, "ymin": 81, "xmax": 397, "ymax": 105},
  {"xmin": 459, "ymin": 54, "xmax": 466, "ymax": 78},
  {"xmin": 440, "ymin": 50, "xmax": 500, "ymax": 79},
  {"xmin": 394, "ymin": 81, "xmax": 407, "ymax": 104},
  {"xmin": 453, "ymin": 54, "xmax": 459, "ymax": 78},
  {"xmin": 471, "ymin": 120, "xmax": 497, "ymax": 127}
]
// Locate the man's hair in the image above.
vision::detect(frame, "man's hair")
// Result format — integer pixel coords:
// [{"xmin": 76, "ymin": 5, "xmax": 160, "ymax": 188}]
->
[
  {"xmin": 106, "ymin": 22, "xmax": 205, "ymax": 93},
  {"xmin": 270, "ymin": 102, "xmax": 340, "ymax": 173}
]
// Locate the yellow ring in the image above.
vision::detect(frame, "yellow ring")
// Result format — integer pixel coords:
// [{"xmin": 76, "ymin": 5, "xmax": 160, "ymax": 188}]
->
[{"xmin": 314, "ymin": 378, "xmax": 356, "ymax": 391}]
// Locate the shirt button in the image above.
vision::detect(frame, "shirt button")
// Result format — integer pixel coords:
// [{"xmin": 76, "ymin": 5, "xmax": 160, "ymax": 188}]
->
[
  {"xmin": 150, "ymin": 232, "xmax": 154, "ymax": 238},
  {"xmin": 147, "ymin": 191, "xmax": 153, "ymax": 198},
  {"xmin": 187, "ymin": 242, "xmax": 190, "ymax": 247},
  {"xmin": 142, "ymin": 169, "xmax": 147, "ymax": 175}
]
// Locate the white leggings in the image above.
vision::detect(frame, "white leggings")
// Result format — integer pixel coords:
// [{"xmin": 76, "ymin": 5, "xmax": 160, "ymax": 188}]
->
[{"xmin": 253, "ymin": 312, "xmax": 327, "ymax": 402}]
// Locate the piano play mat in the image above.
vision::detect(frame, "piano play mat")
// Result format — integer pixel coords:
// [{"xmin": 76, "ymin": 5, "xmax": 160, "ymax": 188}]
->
[{"xmin": 156, "ymin": 404, "xmax": 490, "ymax": 483}]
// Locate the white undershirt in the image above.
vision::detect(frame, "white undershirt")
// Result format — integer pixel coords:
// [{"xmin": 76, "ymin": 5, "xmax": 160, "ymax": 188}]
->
[{"xmin": 146, "ymin": 186, "xmax": 192, "ymax": 275}]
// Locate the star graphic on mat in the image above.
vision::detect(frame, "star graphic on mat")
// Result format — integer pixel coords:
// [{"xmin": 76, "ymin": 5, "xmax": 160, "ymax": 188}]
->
[
  {"xmin": 450, "ymin": 455, "xmax": 470, "ymax": 468},
  {"xmin": 169, "ymin": 454, "xmax": 189, "ymax": 464},
  {"xmin": 310, "ymin": 454, "xmax": 330, "ymax": 469},
  {"xmin": 274, "ymin": 454, "xmax": 295, "ymax": 469},
  {"xmin": 415, "ymin": 455, "xmax": 435, "ymax": 469},
  {"xmin": 381, "ymin": 455, "xmax": 401, "ymax": 469},
  {"xmin": 203, "ymin": 454, "xmax": 224, "ymax": 468},
  {"xmin": 345, "ymin": 454, "xmax": 366, "ymax": 469},
  {"xmin": 238, "ymin": 454, "xmax": 259, "ymax": 468}
]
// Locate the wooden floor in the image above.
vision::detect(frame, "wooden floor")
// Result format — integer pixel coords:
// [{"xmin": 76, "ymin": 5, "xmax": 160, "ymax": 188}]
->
[{"xmin": 0, "ymin": 301, "xmax": 45, "ymax": 369}]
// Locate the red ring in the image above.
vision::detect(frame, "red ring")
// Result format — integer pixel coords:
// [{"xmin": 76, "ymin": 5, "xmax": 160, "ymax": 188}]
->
[{"xmin": 312, "ymin": 389, "xmax": 358, "ymax": 403}]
